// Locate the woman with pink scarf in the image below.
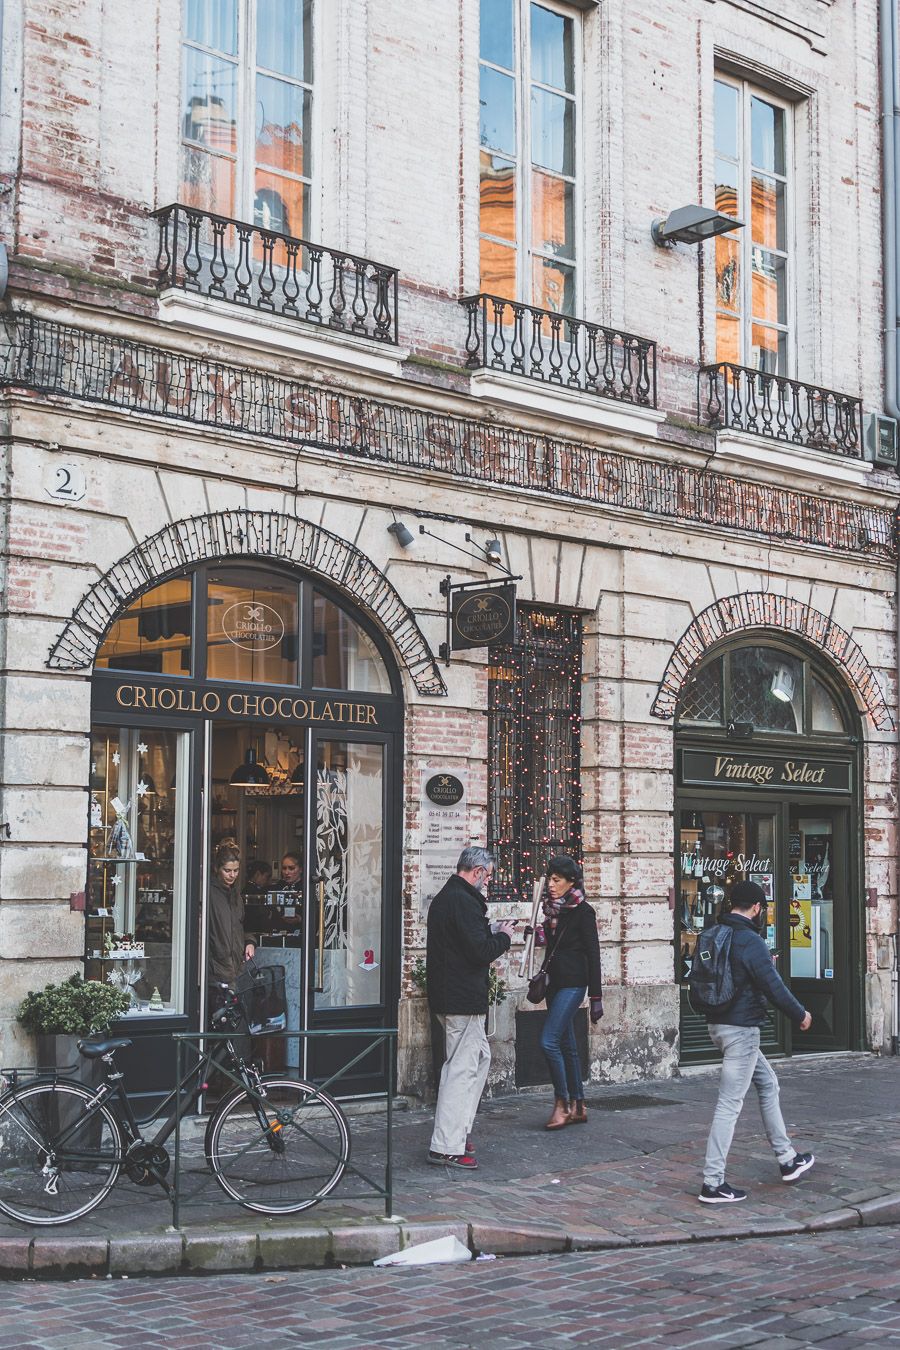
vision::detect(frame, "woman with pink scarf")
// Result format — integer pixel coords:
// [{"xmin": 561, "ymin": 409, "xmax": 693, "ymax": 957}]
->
[{"xmin": 531, "ymin": 854, "xmax": 603, "ymax": 1130}]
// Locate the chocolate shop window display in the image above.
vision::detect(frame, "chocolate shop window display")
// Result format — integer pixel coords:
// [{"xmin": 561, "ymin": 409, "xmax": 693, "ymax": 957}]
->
[{"xmin": 86, "ymin": 726, "xmax": 188, "ymax": 1015}]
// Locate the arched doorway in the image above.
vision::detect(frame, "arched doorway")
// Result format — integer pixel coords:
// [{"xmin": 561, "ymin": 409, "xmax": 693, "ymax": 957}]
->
[
  {"xmin": 86, "ymin": 560, "xmax": 404, "ymax": 1103},
  {"xmin": 674, "ymin": 638, "xmax": 862, "ymax": 1061}
]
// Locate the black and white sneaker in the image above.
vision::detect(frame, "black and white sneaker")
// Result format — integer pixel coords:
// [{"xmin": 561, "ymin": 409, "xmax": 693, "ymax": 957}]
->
[
  {"xmin": 698, "ymin": 1182, "xmax": 747, "ymax": 1204},
  {"xmin": 780, "ymin": 1152, "xmax": 815, "ymax": 1182}
]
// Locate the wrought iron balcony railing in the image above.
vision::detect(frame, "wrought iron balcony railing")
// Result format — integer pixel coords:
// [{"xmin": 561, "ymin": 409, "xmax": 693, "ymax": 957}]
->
[
  {"xmin": 459, "ymin": 292, "xmax": 658, "ymax": 408},
  {"xmin": 699, "ymin": 362, "xmax": 862, "ymax": 458},
  {"xmin": 153, "ymin": 203, "xmax": 399, "ymax": 344}
]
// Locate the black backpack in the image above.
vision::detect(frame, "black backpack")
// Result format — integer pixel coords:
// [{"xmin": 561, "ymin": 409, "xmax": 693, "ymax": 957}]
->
[{"xmin": 687, "ymin": 923, "xmax": 736, "ymax": 1016}]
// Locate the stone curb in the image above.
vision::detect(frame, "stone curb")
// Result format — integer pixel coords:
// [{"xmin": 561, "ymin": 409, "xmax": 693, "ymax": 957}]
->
[{"xmin": 1, "ymin": 1192, "xmax": 898, "ymax": 1280}]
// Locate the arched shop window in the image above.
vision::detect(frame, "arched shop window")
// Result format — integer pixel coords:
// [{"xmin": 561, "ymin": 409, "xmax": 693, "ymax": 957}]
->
[
  {"xmin": 88, "ymin": 563, "xmax": 398, "ymax": 1026},
  {"xmin": 676, "ymin": 643, "xmax": 852, "ymax": 738},
  {"xmin": 95, "ymin": 565, "xmax": 394, "ymax": 694}
]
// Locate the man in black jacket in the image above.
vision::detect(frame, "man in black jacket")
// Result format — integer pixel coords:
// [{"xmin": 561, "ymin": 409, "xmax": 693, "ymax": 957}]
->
[
  {"xmin": 699, "ymin": 879, "xmax": 815, "ymax": 1203},
  {"xmin": 426, "ymin": 847, "xmax": 516, "ymax": 1169}
]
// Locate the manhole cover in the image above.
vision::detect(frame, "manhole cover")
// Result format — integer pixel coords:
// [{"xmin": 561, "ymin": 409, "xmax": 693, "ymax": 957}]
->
[{"xmin": 589, "ymin": 1094, "xmax": 683, "ymax": 1111}]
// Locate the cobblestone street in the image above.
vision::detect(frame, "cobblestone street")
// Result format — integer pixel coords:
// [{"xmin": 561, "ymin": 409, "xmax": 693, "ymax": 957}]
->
[{"xmin": 3, "ymin": 1227, "xmax": 899, "ymax": 1348}]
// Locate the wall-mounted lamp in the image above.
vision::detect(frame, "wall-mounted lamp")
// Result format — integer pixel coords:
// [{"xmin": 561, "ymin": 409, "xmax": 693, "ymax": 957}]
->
[
  {"xmin": 230, "ymin": 747, "xmax": 269, "ymax": 788},
  {"xmin": 651, "ymin": 204, "xmax": 744, "ymax": 247},
  {"xmin": 770, "ymin": 665, "xmax": 796, "ymax": 704},
  {"xmin": 387, "ymin": 520, "xmax": 415, "ymax": 549}
]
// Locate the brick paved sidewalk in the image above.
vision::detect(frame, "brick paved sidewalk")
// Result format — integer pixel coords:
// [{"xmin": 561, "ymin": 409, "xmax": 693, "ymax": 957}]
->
[{"xmin": 0, "ymin": 1054, "xmax": 897, "ymax": 1278}]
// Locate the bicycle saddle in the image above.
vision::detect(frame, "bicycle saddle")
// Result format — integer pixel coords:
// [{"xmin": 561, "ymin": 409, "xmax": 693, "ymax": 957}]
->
[{"xmin": 78, "ymin": 1037, "xmax": 133, "ymax": 1059}]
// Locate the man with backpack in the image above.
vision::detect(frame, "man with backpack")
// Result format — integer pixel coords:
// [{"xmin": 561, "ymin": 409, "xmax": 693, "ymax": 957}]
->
[{"xmin": 691, "ymin": 879, "xmax": 815, "ymax": 1203}]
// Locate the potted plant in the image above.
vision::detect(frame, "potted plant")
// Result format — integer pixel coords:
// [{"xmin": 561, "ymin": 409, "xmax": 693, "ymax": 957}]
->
[{"xmin": 17, "ymin": 974, "xmax": 132, "ymax": 1082}]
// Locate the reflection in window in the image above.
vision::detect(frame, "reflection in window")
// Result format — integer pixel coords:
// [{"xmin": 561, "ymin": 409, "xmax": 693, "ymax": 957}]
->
[
  {"xmin": 714, "ymin": 74, "xmax": 791, "ymax": 373},
  {"xmin": 180, "ymin": 0, "xmax": 313, "ymax": 236},
  {"xmin": 96, "ymin": 579, "xmax": 192, "ymax": 675},
  {"xmin": 729, "ymin": 647, "xmax": 802, "ymax": 733},
  {"xmin": 207, "ymin": 568, "xmax": 298, "ymax": 685},
  {"xmin": 478, "ymin": 0, "xmax": 578, "ymax": 310},
  {"xmin": 312, "ymin": 594, "xmax": 391, "ymax": 693}
]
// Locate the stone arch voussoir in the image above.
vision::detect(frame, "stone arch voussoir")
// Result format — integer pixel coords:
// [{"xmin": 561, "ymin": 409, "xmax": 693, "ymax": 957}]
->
[
  {"xmin": 47, "ymin": 510, "xmax": 447, "ymax": 697},
  {"xmin": 650, "ymin": 591, "xmax": 893, "ymax": 731}
]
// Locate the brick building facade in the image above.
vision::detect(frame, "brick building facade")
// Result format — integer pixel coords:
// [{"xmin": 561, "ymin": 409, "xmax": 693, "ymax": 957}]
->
[{"xmin": 0, "ymin": 0, "xmax": 897, "ymax": 1094}]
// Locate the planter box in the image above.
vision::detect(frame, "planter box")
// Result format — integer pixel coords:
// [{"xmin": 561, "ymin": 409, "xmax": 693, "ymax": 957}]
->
[{"xmin": 36, "ymin": 1034, "xmax": 105, "ymax": 1091}]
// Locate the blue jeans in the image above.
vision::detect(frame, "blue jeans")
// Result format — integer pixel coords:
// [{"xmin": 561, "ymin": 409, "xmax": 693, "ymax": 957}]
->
[{"xmin": 540, "ymin": 986, "xmax": 587, "ymax": 1100}]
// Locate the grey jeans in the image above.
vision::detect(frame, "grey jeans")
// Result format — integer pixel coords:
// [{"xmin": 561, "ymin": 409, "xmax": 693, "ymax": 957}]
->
[
  {"xmin": 703, "ymin": 1024, "xmax": 795, "ymax": 1187},
  {"xmin": 430, "ymin": 1014, "xmax": 491, "ymax": 1156}
]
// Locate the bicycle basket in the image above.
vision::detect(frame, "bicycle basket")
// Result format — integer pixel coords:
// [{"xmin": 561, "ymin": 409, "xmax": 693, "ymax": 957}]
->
[{"xmin": 235, "ymin": 963, "xmax": 287, "ymax": 1035}]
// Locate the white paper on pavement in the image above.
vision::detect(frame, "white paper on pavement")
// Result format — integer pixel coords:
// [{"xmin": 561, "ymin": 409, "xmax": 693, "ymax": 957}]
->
[{"xmin": 373, "ymin": 1235, "xmax": 473, "ymax": 1266}]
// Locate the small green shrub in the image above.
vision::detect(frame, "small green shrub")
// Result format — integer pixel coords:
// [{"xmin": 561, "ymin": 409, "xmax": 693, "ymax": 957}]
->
[
  {"xmin": 488, "ymin": 968, "xmax": 508, "ymax": 1007},
  {"xmin": 17, "ymin": 974, "xmax": 131, "ymax": 1037},
  {"xmin": 409, "ymin": 956, "xmax": 428, "ymax": 994}
]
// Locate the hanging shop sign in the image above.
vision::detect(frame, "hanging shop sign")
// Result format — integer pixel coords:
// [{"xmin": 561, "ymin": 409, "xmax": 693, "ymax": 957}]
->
[
  {"xmin": 438, "ymin": 575, "xmax": 521, "ymax": 665},
  {"xmin": 419, "ymin": 767, "xmax": 469, "ymax": 913},
  {"xmin": 93, "ymin": 677, "xmax": 402, "ymax": 731},
  {"xmin": 680, "ymin": 748, "xmax": 852, "ymax": 794}
]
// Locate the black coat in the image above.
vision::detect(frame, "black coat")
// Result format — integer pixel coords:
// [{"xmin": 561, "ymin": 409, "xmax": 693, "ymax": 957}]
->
[
  {"xmin": 426, "ymin": 873, "xmax": 511, "ymax": 1015},
  {"xmin": 708, "ymin": 913, "xmax": 806, "ymax": 1027},
  {"xmin": 543, "ymin": 901, "xmax": 603, "ymax": 998}
]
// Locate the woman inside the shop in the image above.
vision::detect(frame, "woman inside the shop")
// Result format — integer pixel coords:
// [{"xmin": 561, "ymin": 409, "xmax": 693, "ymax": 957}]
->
[
  {"xmin": 208, "ymin": 839, "xmax": 256, "ymax": 1004},
  {"xmin": 535, "ymin": 854, "xmax": 604, "ymax": 1130}
]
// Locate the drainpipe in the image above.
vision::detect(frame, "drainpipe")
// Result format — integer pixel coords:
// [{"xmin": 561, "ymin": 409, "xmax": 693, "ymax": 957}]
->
[{"xmin": 881, "ymin": 0, "xmax": 900, "ymax": 1054}]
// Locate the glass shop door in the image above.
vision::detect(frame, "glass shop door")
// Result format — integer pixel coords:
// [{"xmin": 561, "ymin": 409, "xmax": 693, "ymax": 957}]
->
[
  {"xmin": 787, "ymin": 805, "xmax": 851, "ymax": 1053},
  {"xmin": 677, "ymin": 804, "xmax": 782, "ymax": 1060},
  {"xmin": 304, "ymin": 733, "xmax": 392, "ymax": 1095}
]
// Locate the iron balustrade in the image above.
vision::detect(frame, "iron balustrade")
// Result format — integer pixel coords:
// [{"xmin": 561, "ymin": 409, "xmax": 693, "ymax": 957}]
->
[
  {"xmin": 153, "ymin": 203, "xmax": 399, "ymax": 345},
  {"xmin": 460, "ymin": 292, "xmax": 658, "ymax": 408},
  {"xmin": 699, "ymin": 362, "xmax": 863, "ymax": 458}
]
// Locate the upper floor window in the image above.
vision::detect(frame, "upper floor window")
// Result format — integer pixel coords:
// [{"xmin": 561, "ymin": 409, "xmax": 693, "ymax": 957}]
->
[
  {"xmin": 479, "ymin": 0, "xmax": 579, "ymax": 314},
  {"xmin": 714, "ymin": 76, "xmax": 792, "ymax": 374},
  {"xmin": 180, "ymin": 0, "xmax": 313, "ymax": 237}
]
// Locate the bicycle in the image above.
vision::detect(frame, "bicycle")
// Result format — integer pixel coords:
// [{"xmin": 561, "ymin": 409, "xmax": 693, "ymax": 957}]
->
[{"xmin": 0, "ymin": 987, "xmax": 351, "ymax": 1227}]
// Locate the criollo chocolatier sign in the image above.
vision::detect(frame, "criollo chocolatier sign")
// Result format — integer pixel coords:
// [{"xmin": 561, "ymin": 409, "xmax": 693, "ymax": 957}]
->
[
  {"xmin": 450, "ymin": 584, "xmax": 516, "ymax": 651},
  {"xmin": 680, "ymin": 749, "xmax": 851, "ymax": 793}
]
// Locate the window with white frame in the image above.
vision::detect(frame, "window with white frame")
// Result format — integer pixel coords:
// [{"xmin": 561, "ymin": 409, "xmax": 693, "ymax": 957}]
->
[
  {"xmin": 479, "ymin": 0, "xmax": 579, "ymax": 314},
  {"xmin": 180, "ymin": 0, "xmax": 313, "ymax": 238},
  {"xmin": 714, "ymin": 76, "xmax": 792, "ymax": 374}
]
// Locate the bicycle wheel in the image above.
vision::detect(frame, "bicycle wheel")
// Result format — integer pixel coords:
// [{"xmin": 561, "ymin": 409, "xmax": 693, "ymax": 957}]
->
[
  {"xmin": 0, "ymin": 1080, "xmax": 122, "ymax": 1225},
  {"xmin": 206, "ymin": 1076, "xmax": 350, "ymax": 1215}
]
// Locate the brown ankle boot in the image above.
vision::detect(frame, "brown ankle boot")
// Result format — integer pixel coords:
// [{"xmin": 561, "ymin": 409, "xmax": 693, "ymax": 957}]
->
[
  {"xmin": 569, "ymin": 1099, "xmax": 588, "ymax": 1123},
  {"xmin": 545, "ymin": 1096, "xmax": 572, "ymax": 1130}
]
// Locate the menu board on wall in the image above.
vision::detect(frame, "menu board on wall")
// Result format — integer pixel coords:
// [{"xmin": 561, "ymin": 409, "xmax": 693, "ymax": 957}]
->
[{"xmin": 418, "ymin": 769, "xmax": 469, "ymax": 913}]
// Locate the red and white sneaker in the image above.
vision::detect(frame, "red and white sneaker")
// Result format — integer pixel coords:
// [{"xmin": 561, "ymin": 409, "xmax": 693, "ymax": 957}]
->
[{"xmin": 427, "ymin": 1150, "xmax": 478, "ymax": 1170}]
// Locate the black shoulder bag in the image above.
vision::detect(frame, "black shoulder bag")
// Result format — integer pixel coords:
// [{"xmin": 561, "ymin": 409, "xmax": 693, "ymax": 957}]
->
[{"xmin": 526, "ymin": 920, "xmax": 574, "ymax": 1005}]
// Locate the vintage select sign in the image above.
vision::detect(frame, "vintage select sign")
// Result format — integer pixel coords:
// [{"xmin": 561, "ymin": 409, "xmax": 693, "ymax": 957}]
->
[
  {"xmin": 680, "ymin": 748, "xmax": 851, "ymax": 794},
  {"xmin": 450, "ymin": 584, "xmax": 516, "ymax": 651}
]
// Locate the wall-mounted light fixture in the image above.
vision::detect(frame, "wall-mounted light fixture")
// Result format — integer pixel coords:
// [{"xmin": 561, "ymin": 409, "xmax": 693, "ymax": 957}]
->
[
  {"xmin": 651, "ymin": 204, "xmax": 744, "ymax": 247},
  {"xmin": 417, "ymin": 523, "xmax": 514, "ymax": 577},
  {"xmin": 483, "ymin": 537, "xmax": 503, "ymax": 565},
  {"xmin": 387, "ymin": 519, "xmax": 415, "ymax": 549},
  {"xmin": 770, "ymin": 665, "xmax": 796, "ymax": 704}
]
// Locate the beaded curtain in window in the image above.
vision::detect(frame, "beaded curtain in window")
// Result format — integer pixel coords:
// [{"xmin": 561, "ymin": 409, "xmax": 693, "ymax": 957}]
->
[{"xmin": 488, "ymin": 607, "xmax": 582, "ymax": 904}]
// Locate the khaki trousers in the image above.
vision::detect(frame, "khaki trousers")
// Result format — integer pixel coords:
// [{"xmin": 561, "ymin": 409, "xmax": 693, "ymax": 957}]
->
[{"xmin": 429, "ymin": 1013, "xmax": 491, "ymax": 1156}]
